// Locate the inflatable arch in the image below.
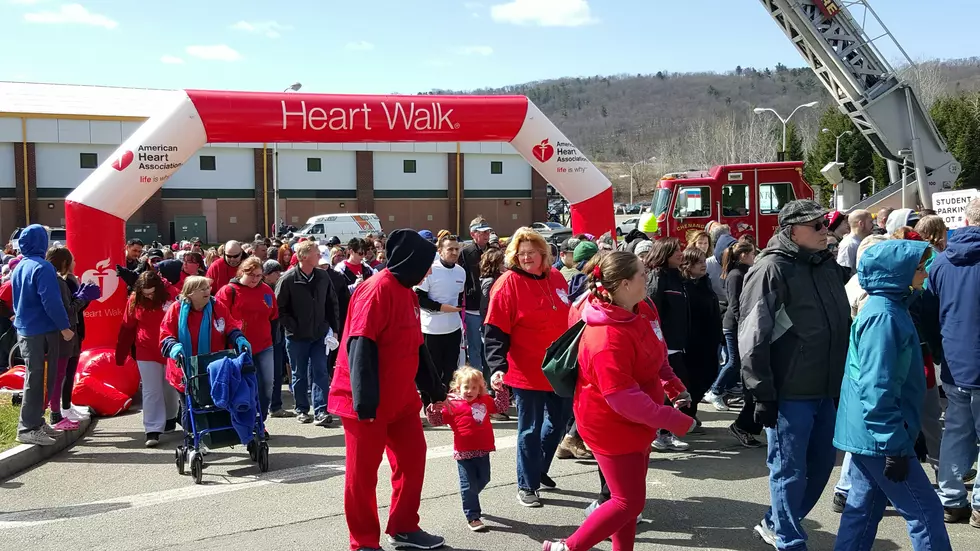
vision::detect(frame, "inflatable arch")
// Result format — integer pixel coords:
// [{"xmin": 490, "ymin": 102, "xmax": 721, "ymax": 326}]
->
[{"xmin": 65, "ymin": 91, "xmax": 615, "ymax": 348}]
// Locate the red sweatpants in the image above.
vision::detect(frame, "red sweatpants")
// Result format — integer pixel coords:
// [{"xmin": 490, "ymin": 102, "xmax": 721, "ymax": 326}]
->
[
  {"xmin": 566, "ymin": 451, "xmax": 648, "ymax": 551},
  {"xmin": 342, "ymin": 412, "xmax": 427, "ymax": 550}
]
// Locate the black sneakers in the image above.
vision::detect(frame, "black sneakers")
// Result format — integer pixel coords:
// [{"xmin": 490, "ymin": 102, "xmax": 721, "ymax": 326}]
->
[{"xmin": 387, "ymin": 529, "xmax": 445, "ymax": 549}]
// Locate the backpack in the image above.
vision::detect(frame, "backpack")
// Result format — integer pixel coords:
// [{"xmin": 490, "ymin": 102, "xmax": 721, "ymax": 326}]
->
[{"xmin": 541, "ymin": 319, "xmax": 586, "ymax": 398}]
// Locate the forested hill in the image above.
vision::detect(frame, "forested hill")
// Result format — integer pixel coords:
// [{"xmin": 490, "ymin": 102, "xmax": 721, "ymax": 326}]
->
[{"xmin": 421, "ymin": 59, "xmax": 980, "ymax": 163}]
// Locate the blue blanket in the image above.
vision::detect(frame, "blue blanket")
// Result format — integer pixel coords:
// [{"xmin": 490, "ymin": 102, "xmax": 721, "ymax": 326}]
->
[{"xmin": 207, "ymin": 351, "xmax": 256, "ymax": 446}]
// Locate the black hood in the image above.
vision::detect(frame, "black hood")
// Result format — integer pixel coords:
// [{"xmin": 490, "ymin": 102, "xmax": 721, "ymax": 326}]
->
[
  {"xmin": 623, "ymin": 229, "xmax": 648, "ymax": 245},
  {"xmin": 156, "ymin": 259, "xmax": 183, "ymax": 286},
  {"xmin": 385, "ymin": 229, "xmax": 437, "ymax": 288}
]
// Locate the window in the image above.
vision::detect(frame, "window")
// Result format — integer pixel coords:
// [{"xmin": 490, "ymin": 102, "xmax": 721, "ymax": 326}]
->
[
  {"xmin": 307, "ymin": 158, "xmax": 322, "ymax": 172},
  {"xmin": 403, "ymin": 159, "xmax": 417, "ymax": 173},
  {"xmin": 309, "ymin": 224, "xmax": 324, "ymax": 234},
  {"xmin": 200, "ymin": 155, "xmax": 216, "ymax": 171},
  {"xmin": 79, "ymin": 153, "xmax": 98, "ymax": 169},
  {"xmin": 759, "ymin": 182, "xmax": 796, "ymax": 215},
  {"xmin": 652, "ymin": 188, "xmax": 671, "ymax": 216},
  {"xmin": 490, "ymin": 161, "xmax": 503, "ymax": 175},
  {"xmin": 672, "ymin": 186, "xmax": 712, "ymax": 218},
  {"xmin": 722, "ymin": 184, "xmax": 750, "ymax": 217}
]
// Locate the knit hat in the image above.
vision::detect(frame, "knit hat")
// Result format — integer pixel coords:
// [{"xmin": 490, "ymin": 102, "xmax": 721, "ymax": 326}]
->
[
  {"xmin": 262, "ymin": 259, "xmax": 283, "ymax": 275},
  {"xmin": 387, "ymin": 229, "xmax": 438, "ymax": 288},
  {"xmin": 638, "ymin": 212, "xmax": 658, "ymax": 233},
  {"xmin": 778, "ymin": 200, "xmax": 828, "ymax": 228},
  {"xmin": 573, "ymin": 240, "xmax": 599, "ymax": 263},
  {"xmin": 634, "ymin": 239, "xmax": 655, "ymax": 257}
]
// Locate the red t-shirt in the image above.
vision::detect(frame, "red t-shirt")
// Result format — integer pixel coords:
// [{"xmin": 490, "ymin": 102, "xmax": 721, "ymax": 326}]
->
[
  {"xmin": 215, "ymin": 281, "xmax": 278, "ymax": 352},
  {"xmin": 121, "ymin": 296, "xmax": 175, "ymax": 364},
  {"xmin": 0, "ymin": 280, "xmax": 12, "ymax": 312},
  {"xmin": 159, "ymin": 299, "xmax": 241, "ymax": 357},
  {"xmin": 442, "ymin": 395, "xmax": 496, "ymax": 453},
  {"xmin": 484, "ymin": 268, "xmax": 571, "ymax": 391},
  {"xmin": 205, "ymin": 258, "xmax": 238, "ymax": 295},
  {"xmin": 329, "ymin": 270, "xmax": 425, "ymax": 422},
  {"xmin": 344, "ymin": 260, "xmax": 363, "ymax": 276},
  {"xmin": 574, "ymin": 298, "xmax": 690, "ymax": 455}
]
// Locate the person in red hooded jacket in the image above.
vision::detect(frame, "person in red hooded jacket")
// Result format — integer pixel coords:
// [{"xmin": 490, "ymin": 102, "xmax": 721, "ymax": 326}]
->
[
  {"xmin": 544, "ymin": 251, "xmax": 696, "ymax": 551},
  {"xmin": 328, "ymin": 229, "xmax": 447, "ymax": 551}
]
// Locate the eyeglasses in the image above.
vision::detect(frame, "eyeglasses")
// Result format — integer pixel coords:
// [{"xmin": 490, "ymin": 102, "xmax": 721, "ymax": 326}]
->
[
  {"xmin": 225, "ymin": 251, "xmax": 244, "ymax": 259},
  {"xmin": 517, "ymin": 250, "xmax": 541, "ymax": 258}
]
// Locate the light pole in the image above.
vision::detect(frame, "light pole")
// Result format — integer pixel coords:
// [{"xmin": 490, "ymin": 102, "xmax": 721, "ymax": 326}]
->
[
  {"xmin": 754, "ymin": 101, "xmax": 819, "ymax": 161},
  {"xmin": 272, "ymin": 82, "xmax": 302, "ymax": 236},
  {"xmin": 822, "ymin": 128, "xmax": 853, "ymax": 163},
  {"xmin": 623, "ymin": 156, "xmax": 656, "ymax": 205}
]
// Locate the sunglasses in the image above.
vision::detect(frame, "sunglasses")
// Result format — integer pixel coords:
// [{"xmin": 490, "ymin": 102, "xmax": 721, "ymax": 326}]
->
[
  {"xmin": 225, "ymin": 251, "xmax": 245, "ymax": 259},
  {"xmin": 796, "ymin": 219, "xmax": 828, "ymax": 231}
]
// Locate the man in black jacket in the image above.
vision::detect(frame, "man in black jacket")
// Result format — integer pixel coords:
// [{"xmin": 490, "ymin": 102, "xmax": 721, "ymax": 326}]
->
[
  {"xmin": 275, "ymin": 240, "xmax": 340, "ymax": 426},
  {"xmin": 738, "ymin": 199, "xmax": 850, "ymax": 549},
  {"xmin": 457, "ymin": 217, "xmax": 492, "ymax": 378}
]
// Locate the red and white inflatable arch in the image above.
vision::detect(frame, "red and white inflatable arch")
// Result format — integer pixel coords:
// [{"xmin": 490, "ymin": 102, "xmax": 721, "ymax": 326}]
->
[{"xmin": 66, "ymin": 91, "xmax": 615, "ymax": 348}]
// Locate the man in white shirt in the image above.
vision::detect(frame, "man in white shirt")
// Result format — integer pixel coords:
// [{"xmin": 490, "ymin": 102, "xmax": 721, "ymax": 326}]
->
[
  {"xmin": 836, "ymin": 209, "xmax": 873, "ymax": 272},
  {"xmin": 415, "ymin": 234, "xmax": 466, "ymax": 403}
]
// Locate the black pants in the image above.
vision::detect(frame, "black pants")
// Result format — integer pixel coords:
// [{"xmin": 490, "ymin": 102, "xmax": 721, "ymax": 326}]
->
[
  {"xmin": 734, "ymin": 392, "xmax": 763, "ymax": 435},
  {"xmin": 424, "ymin": 329, "xmax": 462, "ymax": 404},
  {"xmin": 60, "ymin": 355, "xmax": 79, "ymax": 410}
]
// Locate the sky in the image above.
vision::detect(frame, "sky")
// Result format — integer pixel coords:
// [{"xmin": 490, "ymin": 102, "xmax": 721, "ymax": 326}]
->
[{"xmin": 1, "ymin": 0, "xmax": 978, "ymax": 94}]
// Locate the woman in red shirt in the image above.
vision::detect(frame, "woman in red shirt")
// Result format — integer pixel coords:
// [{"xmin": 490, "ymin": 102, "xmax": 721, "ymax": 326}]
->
[
  {"xmin": 215, "ymin": 257, "xmax": 278, "ymax": 421},
  {"xmin": 543, "ymin": 252, "xmax": 696, "ymax": 551},
  {"xmin": 159, "ymin": 275, "xmax": 247, "ymax": 372},
  {"xmin": 117, "ymin": 271, "xmax": 177, "ymax": 447},
  {"xmin": 485, "ymin": 227, "xmax": 572, "ymax": 508}
]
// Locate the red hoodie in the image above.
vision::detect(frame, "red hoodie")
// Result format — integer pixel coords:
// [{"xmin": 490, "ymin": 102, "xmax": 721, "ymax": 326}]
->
[
  {"xmin": 215, "ymin": 280, "xmax": 278, "ymax": 352},
  {"xmin": 120, "ymin": 295, "xmax": 175, "ymax": 364},
  {"xmin": 573, "ymin": 296, "xmax": 692, "ymax": 456}
]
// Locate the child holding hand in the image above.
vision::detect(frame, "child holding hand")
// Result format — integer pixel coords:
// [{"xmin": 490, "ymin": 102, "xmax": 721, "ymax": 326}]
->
[{"xmin": 425, "ymin": 365, "xmax": 510, "ymax": 532}]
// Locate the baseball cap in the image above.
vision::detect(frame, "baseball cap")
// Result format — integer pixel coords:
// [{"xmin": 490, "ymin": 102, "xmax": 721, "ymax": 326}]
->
[
  {"xmin": 145, "ymin": 248, "xmax": 165, "ymax": 260},
  {"xmin": 418, "ymin": 229, "xmax": 435, "ymax": 241},
  {"xmin": 778, "ymin": 200, "xmax": 829, "ymax": 228},
  {"xmin": 470, "ymin": 220, "xmax": 492, "ymax": 232}
]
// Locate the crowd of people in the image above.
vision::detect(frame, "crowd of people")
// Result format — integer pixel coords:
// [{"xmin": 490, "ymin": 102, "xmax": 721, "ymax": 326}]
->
[{"xmin": 4, "ymin": 195, "xmax": 980, "ymax": 550}]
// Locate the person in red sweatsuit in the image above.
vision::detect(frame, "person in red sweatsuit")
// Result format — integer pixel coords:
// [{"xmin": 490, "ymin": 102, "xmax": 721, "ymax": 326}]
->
[
  {"xmin": 328, "ymin": 229, "xmax": 448, "ymax": 551},
  {"xmin": 205, "ymin": 240, "xmax": 245, "ymax": 295}
]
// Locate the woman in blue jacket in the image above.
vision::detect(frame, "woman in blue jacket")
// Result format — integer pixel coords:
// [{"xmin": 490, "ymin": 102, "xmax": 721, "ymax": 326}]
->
[{"xmin": 832, "ymin": 239, "xmax": 950, "ymax": 550}]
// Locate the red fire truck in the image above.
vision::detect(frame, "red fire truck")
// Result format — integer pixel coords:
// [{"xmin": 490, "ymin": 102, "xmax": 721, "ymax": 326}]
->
[{"xmin": 651, "ymin": 161, "xmax": 815, "ymax": 247}]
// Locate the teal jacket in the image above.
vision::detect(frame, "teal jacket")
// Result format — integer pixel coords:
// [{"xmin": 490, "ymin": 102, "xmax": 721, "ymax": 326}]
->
[{"xmin": 833, "ymin": 239, "xmax": 930, "ymax": 458}]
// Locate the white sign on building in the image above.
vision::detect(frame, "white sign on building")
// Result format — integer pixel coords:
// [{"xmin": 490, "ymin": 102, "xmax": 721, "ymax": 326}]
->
[{"xmin": 933, "ymin": 189, "xmax": 980, "ymax": 230}]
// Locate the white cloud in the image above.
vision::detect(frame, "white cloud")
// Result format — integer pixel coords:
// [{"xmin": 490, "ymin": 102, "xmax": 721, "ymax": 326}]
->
[
  {"xmin": 231, "ymin": 20, "xmax": 291, "ymax": 39},
  {"xmin": 185, "ymin": 45, "xmax": 242, "ymax": 62},
  {"xmin": 490, "ymin": 0, "xmax": 597, "ymax": 27},
  {"xmin": 23, "ymin": 3, "xmax": 118, "ymax": 29},
  {"xmin": 344, "ymin": 41, "xmax": 374, "ymax": 51},
  {"xmin": 160, "ymin": 55, "xmax": 184, "ymax": 65},
  {"xmin": 454, "ymin": 45, "xmax": 493, "ymax": 56}
]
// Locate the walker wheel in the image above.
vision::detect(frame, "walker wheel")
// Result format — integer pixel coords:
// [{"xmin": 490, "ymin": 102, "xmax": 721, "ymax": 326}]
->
[
  {"xmin": 175, "ymin": 446, "xmax": 186, "ymax": 475},
  {"xmin": 258, "ymin": 442, "xmax": 269, "ymax": 473},
  {"xmin": 190, "ymin": 451, "xmax": 204, "ymax": 485}
]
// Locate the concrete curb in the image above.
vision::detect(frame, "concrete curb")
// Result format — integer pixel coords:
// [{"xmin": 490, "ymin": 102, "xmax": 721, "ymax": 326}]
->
[{"xmin": 0, "ymin": 404, "xmax": 94, "ymax": 481}]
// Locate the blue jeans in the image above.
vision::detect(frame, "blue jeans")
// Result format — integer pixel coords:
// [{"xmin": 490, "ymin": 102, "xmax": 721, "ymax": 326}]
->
[
  {"xmin": 285, "ymin": 336, "xmax": 330, "ymax": 415},
  {"xmin": 763, "ymin": 398, "xmax": 837, "ymax": 551},
  {"xmin": 464, "ymin": 312, "xmax": 485, "ymax": 373},
  {"xmin": 835, "ymin": 454, "xmax": 950, "ymax": 551},
  {"xmin": 253, "ymin": 346, "xmax": 274, "ymax": 420},
  {"xmin": 710, "ymin": 330, "xmax": 739, "ymax": 395},
  {"xmin": 514, "ymin": 388, "xmax": 568, "ymax": 492},
  {"xmin": 270, "ymin": 341, "xmax": 286, "ymax": 412},
  {"xmin": 937, "ymin": 382, "xmax": 980, "ymax": 510},
  {"xmin": 458, "ymin": 455, "xmax": 491, "ymax": 521},
  {"xmin": 835, "ymin": 452, "xmax": 854, "ymax": 495}
]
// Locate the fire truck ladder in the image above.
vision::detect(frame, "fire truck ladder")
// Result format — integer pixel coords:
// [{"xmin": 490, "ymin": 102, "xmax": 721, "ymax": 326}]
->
[{"xmin": 758, "ymin": 0, "xmax": 960, "ymax": 209}]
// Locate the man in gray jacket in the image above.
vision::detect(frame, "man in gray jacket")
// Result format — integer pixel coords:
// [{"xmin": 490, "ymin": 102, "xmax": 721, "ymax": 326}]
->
[{"xmin": 738, "ymin": 199, "xmax": 850, "ymax": 550}]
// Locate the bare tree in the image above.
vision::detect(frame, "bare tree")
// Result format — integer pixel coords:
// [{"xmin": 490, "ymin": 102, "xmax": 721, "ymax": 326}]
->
[{"xmin": 900, "ymin": 58, "xmax": 948, "ymax": 109}]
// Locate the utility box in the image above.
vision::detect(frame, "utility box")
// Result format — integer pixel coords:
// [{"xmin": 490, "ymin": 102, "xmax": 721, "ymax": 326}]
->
[
  {"xmin": 173, "ymin": 215, "xmax": 208, "ymax": 244},
  {"xmin": 126, "ymin": 223, "xmax": 161, "ymax": 243}
]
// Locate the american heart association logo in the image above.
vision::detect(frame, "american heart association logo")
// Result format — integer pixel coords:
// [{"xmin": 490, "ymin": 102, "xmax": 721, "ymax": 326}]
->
[
  {"xmin": 80, "ymin": 258, "xmax": 119, "ymax": 303},
  {"xmin": 532, "ymin": 139, "xmax": 555, "ymax": 163},
  {"xmin": 111, "ymin": 150, "xmax": 134, "ymax": 171}
]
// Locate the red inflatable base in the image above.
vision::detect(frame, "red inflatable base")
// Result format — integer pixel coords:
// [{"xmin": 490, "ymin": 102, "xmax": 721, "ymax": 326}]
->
[{"xmin": 70, "ymin": 348, "xmax": 141, "ymax": 417}]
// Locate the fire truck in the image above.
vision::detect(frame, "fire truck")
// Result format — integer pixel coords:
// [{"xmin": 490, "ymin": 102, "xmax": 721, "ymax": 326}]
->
[{"xmin": 653, "ymin": 162, "xmax": 813, "ymax": 246}]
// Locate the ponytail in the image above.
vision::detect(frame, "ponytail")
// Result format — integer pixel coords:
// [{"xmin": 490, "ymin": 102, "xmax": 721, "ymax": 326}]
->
[{"xmin": 721, "ymin": 241, "xmax": 755, "ymax": 280}]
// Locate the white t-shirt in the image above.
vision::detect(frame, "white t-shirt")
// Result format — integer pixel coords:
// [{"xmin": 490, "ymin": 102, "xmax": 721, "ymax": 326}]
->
[
  {"xmin": 837, "ymin": 233, "xmax": 861, "ymax": 271},
  {"xmin": 416, "ymin": 259, "xmax": 466, "ymax": 335}
]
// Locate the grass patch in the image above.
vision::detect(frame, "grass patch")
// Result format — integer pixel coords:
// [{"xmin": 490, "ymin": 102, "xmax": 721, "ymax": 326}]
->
[{"xmin": 0, "ymin": 399, "xmax": 19, "ymax": 452}]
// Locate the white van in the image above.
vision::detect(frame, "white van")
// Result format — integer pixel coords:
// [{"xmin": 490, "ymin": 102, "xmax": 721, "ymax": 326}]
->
[{"xmin": 294, "ymin": 213, "xmax": 384, "ymax": 244}]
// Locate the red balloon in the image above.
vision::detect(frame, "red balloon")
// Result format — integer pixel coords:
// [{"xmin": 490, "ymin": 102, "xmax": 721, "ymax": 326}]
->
[
  {"xmin": 76, "ymin": 347, "xmax": 141, "ymax": 398},
  {"xmin": 0, "ymin": 365, "xmax": 26, "ymax": 390},
  {"xmin": 72, "ymin": 375, "xmax": 133, "ymax": 416}
]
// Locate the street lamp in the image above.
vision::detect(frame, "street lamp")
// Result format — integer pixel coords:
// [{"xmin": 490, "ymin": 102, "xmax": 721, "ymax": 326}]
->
[
  {"xmin": 822, "ymin": 128, "xmax": 853, "ymax": 163},
  {"xmin": 753, "ymin": 101, "xmax": 819, "ymax": 161},
  {"xmin": 272, "ymin": 82, "xmax": 303, "ymax": 236},
  {"xmin": 622, "ymin": 156, "xmax": 656, "ymax": 205}
]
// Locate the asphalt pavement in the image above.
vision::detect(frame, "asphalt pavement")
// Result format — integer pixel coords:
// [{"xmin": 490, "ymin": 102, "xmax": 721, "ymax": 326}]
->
[{"xmin": 1, "ymin": 391, "xmax": 976, "ymax": 550}]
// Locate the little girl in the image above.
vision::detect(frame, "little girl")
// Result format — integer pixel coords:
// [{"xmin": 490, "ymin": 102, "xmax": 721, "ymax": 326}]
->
[{"xmin": 425, "ymin": 366, "xmax": 510, "ymax": 532}]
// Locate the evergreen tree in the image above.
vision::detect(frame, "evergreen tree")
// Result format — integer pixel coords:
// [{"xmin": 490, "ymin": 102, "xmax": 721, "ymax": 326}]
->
[
  {"xmin": 931, "ymin": 94, "xmax": 980, "ymax": 190},
  {"xmin": 784, "ymin": 122, "xmax": 805, "ymax": 162}
]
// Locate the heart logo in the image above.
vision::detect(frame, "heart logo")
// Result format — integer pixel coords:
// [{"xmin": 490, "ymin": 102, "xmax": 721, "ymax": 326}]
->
[
  {"xmin": 214, "ymin": 318, "xmax": 226, "ymax": 333},
  {"xmin": 81, "ymin": 258, "xmax": 119, "ymax": 304},
  {"xmin": 532, "ymin": 139, "xmax": 555, "ymax": 163},
  {"xmin": 111, "ymin": 150, "xmax": 134, "ymax": 171},
  {"xmin": 471, "ymin": 402, "xmax": 487, "ymax": 423}
]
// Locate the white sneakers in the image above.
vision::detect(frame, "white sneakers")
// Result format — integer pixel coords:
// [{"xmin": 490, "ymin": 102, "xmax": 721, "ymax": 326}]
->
[
  {"xmin": 652, "ymin": 433, "xmax": 690, "ymax": 452},
  {"xmin": 60, "ymin": 405, "xmax": 91, "ymax": 422},
  {"xmin": 703, "ymin": 391, "xmax": 730, "ymax": 411}
]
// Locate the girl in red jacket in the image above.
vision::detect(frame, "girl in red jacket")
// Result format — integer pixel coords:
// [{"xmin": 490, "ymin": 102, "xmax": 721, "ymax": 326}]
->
[
  {"xmin": 118, "ymin": 271, "xmax": 177, "ymax": 447},
  {"xmin": 425, "ymin": 366, "xmax": 510, "ymax": 533},
  {"xmin": 544, "ymin": 252, "xmax": 696, "ymax": 551},
  {"xmin": 215, "ymin": 257, "xmax": 278, "ymax": 423}
]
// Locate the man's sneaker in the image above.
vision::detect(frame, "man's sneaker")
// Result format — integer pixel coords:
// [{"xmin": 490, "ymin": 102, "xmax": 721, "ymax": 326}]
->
[
  {"xmin": 40, "ymin": 424, "xmax": 62, "ymax": 438},
  {"xmin": 704, "ymin": 391, "xmax": 730, "ymax": 411},
  {"xmin": 541, "ymin": 542, "xmax": 569, "ymax": 551},
  {"xmin": 652, "ymin": 433, "xmax": 689, "ymax": 452},
  {"xmin": 753, "ymin": 520, "xmax": 778, "ymax": 549},
  {"xmin": 270, "ymin": 409, "xmax": 296, "ymax": 418},
  {"xmin": 52, "ymin": 418, "xmax": 79, "ymax": 431},
  {"xmin": 944, "ymin": 506, "xmax": 972, "ymax": 523},
  {"xmin": 296, "ymin": 412, "xmax": 314, "ymax": 424},
  {"xmin": 468, "ymin": 519, "xmax": 488, "ymax": 532},
  {"xmin": 16, "ymin": 428, "xmax": 56, "ymax": 446},
  {"xmin": 518, "ymin": 489, "xmax": 542, "ymax": 507},
  {"xmin": 540, "ymin": 473, "xmax": 557, "ymax": 489},
  {"xmin": 314, "ymin": 413, "xmax": 334, "ymax": 427},
  {"xmin": 729, "ymin": 423, "xmax": 763, "ymax": 448},
  {"xmin": 145, "ymin": 432, "xmax": 161, "ymax": 448},
  {"xmin": 387, "ymin": 529, "xmax": 445, "ymax": 549},
  {"xmin": 832, "ymin": 492, "xmax": 847, "ymax": 513}
]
